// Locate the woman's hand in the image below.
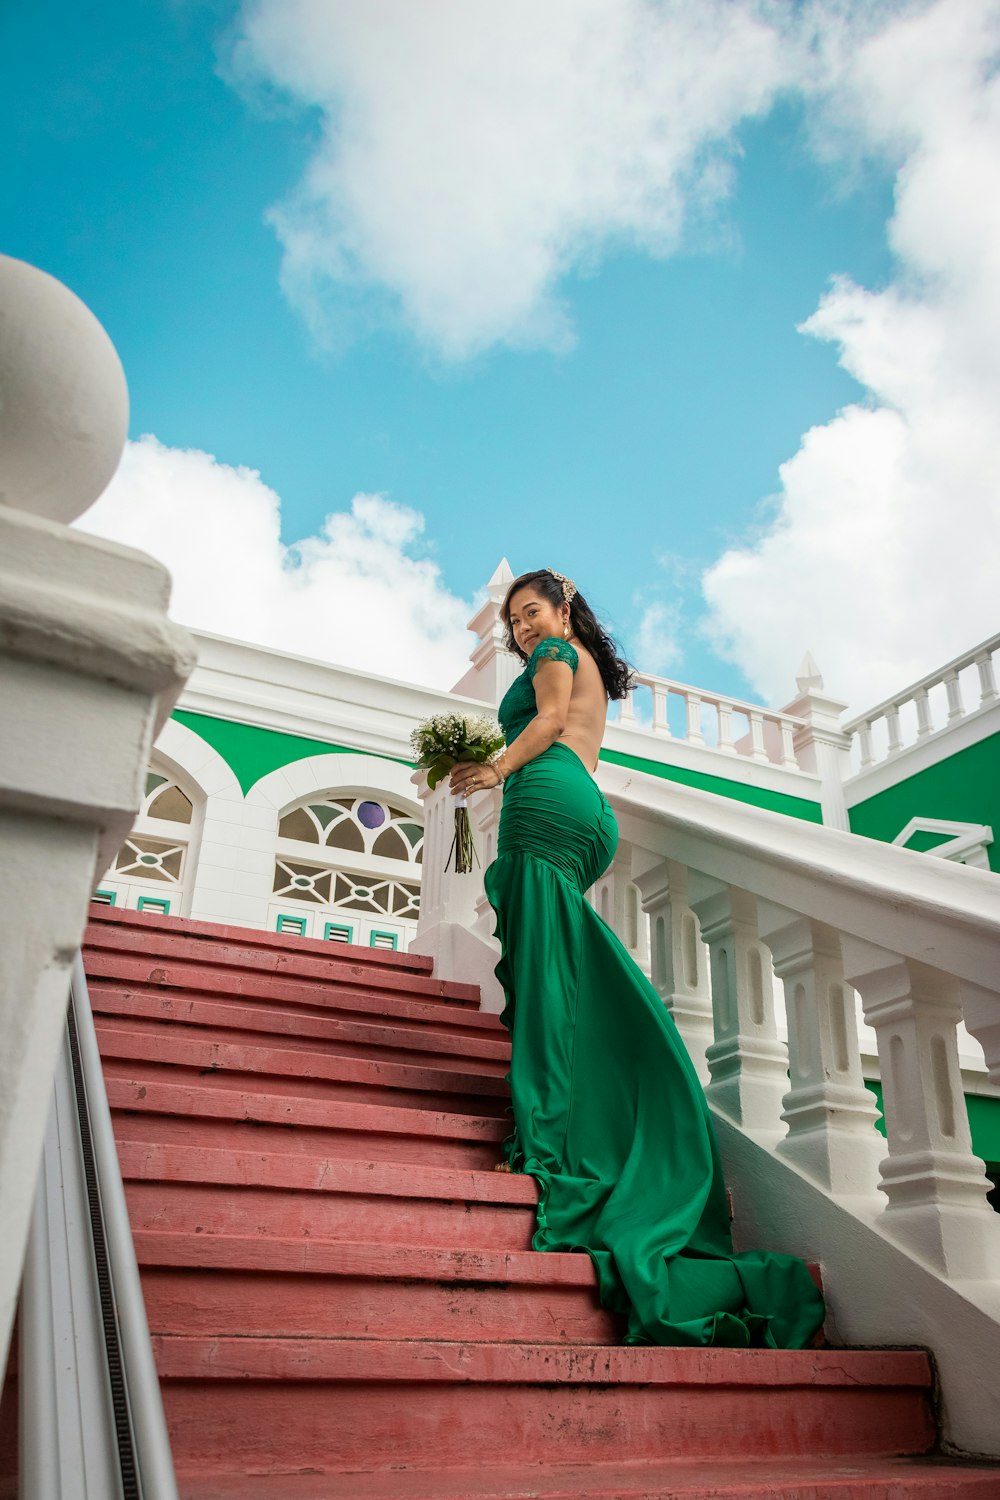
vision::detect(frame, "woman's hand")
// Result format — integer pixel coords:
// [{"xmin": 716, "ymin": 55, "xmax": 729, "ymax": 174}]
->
[{"xmin": 449, "ymin": 759, "xmax": 504, "ymax": 797}]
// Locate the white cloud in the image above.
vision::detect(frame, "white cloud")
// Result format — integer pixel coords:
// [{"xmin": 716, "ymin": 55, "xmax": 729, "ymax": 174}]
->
[
  {"xmin": 702, "ymin": 0, "xmax": 1000, "ymax": 711},
  {"xmin": 230, "ymin": 0, "xmax": 787, "ymax": 357},
  {"xmin": 76, "ymin": 435, "xmax": 474, "ymax": 689}
]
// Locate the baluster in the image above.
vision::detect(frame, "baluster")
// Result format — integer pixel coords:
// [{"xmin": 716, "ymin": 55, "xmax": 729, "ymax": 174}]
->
[
  {"xmin": 717, "ymin": 700, "xmax": 736, "ymax": 755},
  {"xmin": 913, "ymin": 688, "xmax": 933, "ymax": 739},
  {"xmin": 757, "ymin": 904, "xmax": 884, "ymax": 1197},
  {"xmin": 652, "ymin": 685, "xmax": 671, "ymax": 735},
  {"xmin": 885, "ymin": 706, "xmax": 904, "ymax": 756},
  {"xmin": 684, "ymin": 692, "xmax": 705, "ymax": 746},
  {"xmin": 631, "ymin": 856, "xmax": 714, "ymax": 1082},
  {"xmin": 943, "ymin": 670, "xmax": 965, "ymax": 722},
  {"xmin": 975, "ymin": 651, "xmax": 998, "ymax": 705},
  {"xmin": 748, "ymin": 711, "xmax": 769, "ymax": 763},
  {"xmin": 840, "ymin": 938, "xmax": 1000, "ymax": 1279},
  {"xmin": 959, "ymin": 981, "xmax": 1000, "ymax": 1088},
  {"xmin": 619, "ymin": 688, "xmax": 637, "ymax": 725},
  {"xmin": 856, "ymin": 720, "xmax": 875, "ymax": 769},
  {"xmin": 778, "ymin": 718, "xmax": 797, "ymax": 769},
  {"xmin": 688, "ymin": 879, "xmax": 788, "ymax": 1128}
]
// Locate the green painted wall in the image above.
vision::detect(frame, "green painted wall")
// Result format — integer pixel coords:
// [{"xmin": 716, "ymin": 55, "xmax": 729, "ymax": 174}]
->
[
  {"xmin": 599, "ymin": 747, "xmax": 824, "ymax": 823},
  {"xmin": 175, "ymin": 709, "xmax": 822, "ymax": 818},
  {"xmin": 848, "ymin": 730, "xmax": 1000, "ymax": 873},
  {"xmin": 172, "ymin": 709, "xmax": 411, "ymax": 795},
  {"xmin": 866, "ymin": 1079, "xmax": 1000, "ymax": 1165}
]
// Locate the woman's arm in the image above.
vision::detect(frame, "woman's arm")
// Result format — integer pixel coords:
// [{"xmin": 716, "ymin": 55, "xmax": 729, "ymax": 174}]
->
[{"xmin": 449, "ymin": 657, "xmax": 573, "ymax": 795}]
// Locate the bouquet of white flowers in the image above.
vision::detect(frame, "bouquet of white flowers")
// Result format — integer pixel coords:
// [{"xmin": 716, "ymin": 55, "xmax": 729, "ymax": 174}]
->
[{"xmin": 410, "ymin": 713, "xmax": 505, "ymax": 873}]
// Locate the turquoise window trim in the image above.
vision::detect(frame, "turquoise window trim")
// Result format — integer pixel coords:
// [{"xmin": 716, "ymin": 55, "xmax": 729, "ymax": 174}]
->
[
  {"xmin": 324, "ymin": 921, "xmax": 355, "ymax": 944},
  {"xmin": 276, "ymin": 914, "xmax": 308, "ymax": 936},
  {"xmin": 93, "ymin": 889, "xmax": 117, "ymax": 907},
  {"xmin": 136, "ymin": 896, "xmax": 171, "ymax": 915},
  {"xmin": 369, "ymin": 930, "xmax": 399, "ymax": 951}
]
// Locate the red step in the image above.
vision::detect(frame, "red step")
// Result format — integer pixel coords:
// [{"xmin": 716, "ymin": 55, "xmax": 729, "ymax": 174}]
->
[
  {"xmin": 173, "ymin": 1457, "xmax": 1000, "ymax": 1499},
  {"xmin": 89, "ymin": 982, "xmax": 511, "ymax": 1070},
  {"xmin": 156, "ymin": 1339, "xmax": 935, "ymax": 1472},
  {"xmin": 121, "ymin": 1147, "xmax": 536, "ymax": 1246},
  {"xmin": 73, "ymin": 911, "xmax": 1000, "ymax": 1493},
  {"xmin": 97, "ymin": 1023, "xmax": 509, "ymax": 1117},
  {"xmin": 136, "ymin": 1234, "xmax": 623, "ymax": 1344}
]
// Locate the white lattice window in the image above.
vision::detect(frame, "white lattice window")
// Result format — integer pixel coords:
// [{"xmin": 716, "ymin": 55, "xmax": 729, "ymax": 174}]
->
[
  {"xmin": 272, "ymin": 794, "xmax": 424, "ymax": 949},
  {"xmin": 278, "ymin": 796, "xmax": 423, "ymax": 864},
  {"xmin": 98, "ymin": 769, "xmax": 197, "ymax": 918}
]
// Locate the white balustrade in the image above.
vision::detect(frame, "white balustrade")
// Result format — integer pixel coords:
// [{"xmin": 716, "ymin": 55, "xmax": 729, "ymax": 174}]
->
[
  {"xmin": 845, "ymin": 631, "xmax": 1000, "ymax": 771},
  {"xmin": 756, "ymin": 905, "xmax": 884, "ymax": 1197},
  {"xmin": 589, "ymin": 848, "xmax": 650, "ymax": 976},
  {"xmin": 632, "ymin": 855, "xmax": 714, "ymax": 1082},
  {"xmin": 606, "ymin": 762, "xmax": 1000, "ymax": 1452},
  {"xmin": 686, "ymin": 879, "xmax": 789, "ymax": 1130},
  {"xmin": 609, "ymin": 670, "xmax": 808, "ymax": 772},
  {"xmin": 840, "ymin": 940, "xmax": 999, "ymax": 1279}
]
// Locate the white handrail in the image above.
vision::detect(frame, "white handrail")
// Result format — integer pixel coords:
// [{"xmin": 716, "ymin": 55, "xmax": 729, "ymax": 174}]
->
[{"xmin": 18, "ymin": 960, "xmax": 180, "ymax": 1500}]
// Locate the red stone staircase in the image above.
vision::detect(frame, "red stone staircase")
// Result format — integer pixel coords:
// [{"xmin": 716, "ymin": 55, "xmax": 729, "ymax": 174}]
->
[{"xmin": 26, "ymin": 906, "xmax": 1000, "ymax": 1495}]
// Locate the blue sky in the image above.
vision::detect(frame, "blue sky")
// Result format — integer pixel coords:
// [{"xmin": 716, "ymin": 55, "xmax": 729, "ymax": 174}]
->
[{"xmin": 4, "ymin": 1, "xmax": 998, "ymax": 709}]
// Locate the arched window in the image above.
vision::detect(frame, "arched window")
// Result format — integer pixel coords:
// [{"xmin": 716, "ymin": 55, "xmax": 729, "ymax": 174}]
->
[
  {"xmin": 95, "ymin": 769, "xmax": 197, "ymax": 917},
  {"xmin": 271, "ymin": 794, "xmax": 424, "ymax": 950}
]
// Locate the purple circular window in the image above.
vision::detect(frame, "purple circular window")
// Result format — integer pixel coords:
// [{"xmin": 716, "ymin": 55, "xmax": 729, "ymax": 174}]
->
[{"xmin": 357, "ymin": 801, "xmax": 386, "ymax": 829}]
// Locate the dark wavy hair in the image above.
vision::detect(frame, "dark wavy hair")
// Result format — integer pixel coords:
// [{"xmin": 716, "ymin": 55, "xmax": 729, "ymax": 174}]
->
[{"xmin": 500, "ymin": 569, "xmax": 633, "ymax": 702}]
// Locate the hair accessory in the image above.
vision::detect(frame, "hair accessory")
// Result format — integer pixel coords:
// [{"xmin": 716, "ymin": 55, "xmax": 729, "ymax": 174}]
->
[{"xmin": 547, "ymin": 567, "xmax": 577, "ymax": 604}]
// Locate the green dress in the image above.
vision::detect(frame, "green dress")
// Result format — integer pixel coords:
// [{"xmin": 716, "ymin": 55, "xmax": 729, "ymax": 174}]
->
[{"xmin": 484, "ymin": 637, "xmax": 825, "ymax": 1349}]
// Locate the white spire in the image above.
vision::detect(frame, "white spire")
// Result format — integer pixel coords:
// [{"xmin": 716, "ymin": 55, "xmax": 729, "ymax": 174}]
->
[
  {"xmin": 796, "ymin": 652, "xmax": 824, "ymax": 693},
  {"xmin": 486, "ymin": 556, "xmax": 514, "ymax": 603}
]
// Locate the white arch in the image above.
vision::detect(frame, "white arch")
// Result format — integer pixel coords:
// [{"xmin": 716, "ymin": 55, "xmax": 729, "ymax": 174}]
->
[
  {"xmin": 246, "ymin": 752, "xmax": 420, "ymax": 817},
  {"xmin": 152, "ymin": 717, "xmax": 244, "ymax": 804},
  {"xmin": 247, "ymin": 753, "xmax": 423, "ymax": 948}
]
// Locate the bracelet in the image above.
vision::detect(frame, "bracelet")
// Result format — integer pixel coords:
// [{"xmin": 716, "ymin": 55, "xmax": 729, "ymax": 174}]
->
[{"xmin": 491, "ymin": 755, "xmax": 507, "ymax": 783}]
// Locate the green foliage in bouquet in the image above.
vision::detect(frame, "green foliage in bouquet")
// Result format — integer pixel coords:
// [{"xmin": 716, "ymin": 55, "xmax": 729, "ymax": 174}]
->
[
  {"xmin": 409, "ymin": 713, "xmax": 505, "ymax": 790},
  {"xmin": 409, "ymin": 713, "xmax": 506, "ymax": 874}
]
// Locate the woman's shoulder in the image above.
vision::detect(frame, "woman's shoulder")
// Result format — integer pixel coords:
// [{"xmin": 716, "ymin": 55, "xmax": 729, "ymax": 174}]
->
[{"xmin": 527, "ymin": 637, "xmax": 579, "ymax": 677}]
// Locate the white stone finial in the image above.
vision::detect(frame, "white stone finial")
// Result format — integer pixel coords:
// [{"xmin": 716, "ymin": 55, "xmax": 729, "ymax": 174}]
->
[
  {"xmin": 0, "ymin": 256, "xmax": 129, "ymax": 524},
  {"xmin": 486, "ymin": 556, "xmax": 515, "ymax": 603},
  {"xmin": 796, "ymin": 651, "xmax": 824, "ymax": 693}
]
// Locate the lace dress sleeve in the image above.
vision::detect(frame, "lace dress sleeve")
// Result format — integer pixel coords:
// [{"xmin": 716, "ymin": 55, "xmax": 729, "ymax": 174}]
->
[{"xmin": 527, "ymin": 637, "xmax": 579, "ymax": 680}]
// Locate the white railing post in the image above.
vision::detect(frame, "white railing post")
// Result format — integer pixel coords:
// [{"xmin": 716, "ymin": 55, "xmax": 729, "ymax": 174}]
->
[
  {"xmin": 780, "ymin": 656, "xmax": 852, "ymax": 830},
  {"xmin": 687, "ymin": 879, "xmax": 788, "ymax": 1129},
  {"xmin": 757, "ymin": 904, "xmax": 884, "ymax": 1197},
  {"xmin": 408, "ymin": 773, "xmax": 503, "ymax": 1010},
  {"xmin": 0, "ymin": 256, "xmax": 194, "ymax": 1376},
  {"xmin": 591, "ymin": 846, "xmax": 650, "ymax": 975},
  {"xmin": 631, "ymin": 855, "xmax": 713, "ymax": 1082},
  {"xmin": 958, "ymin": 982, "xmax": 1000, "ymax": 1088},
  {"xmin": 840, "ymin": 938, "xmax": 1000, "ymax": 1280},
  {"xmin": 975, "ymin": 650, "xmax": 998, "ymax": 705}
]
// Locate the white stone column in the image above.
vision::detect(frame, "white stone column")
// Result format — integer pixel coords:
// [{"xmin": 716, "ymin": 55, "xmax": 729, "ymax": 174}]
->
[
  {"xmin": 407, "ymin": 773, "xmax": 503, "ymax": 1011},
  {"xmin": 687, "ymin": 878, "xmax": 788, "ymax": 1129},
  {"xmin": 590, "ymin": 846, "xmax": 650, "ymax": 975},
  {"xmin": 631, "ymin": 854, "xmax": 713, "ymax": 1082},
  {"xmin": 780, "ymin": 654, "xmax": 852, "ymax": 831},
  {"xmin": 757, "ymin": 903, "xmax": 884, "ymax": 1198},
  {"xmin": 841, "ymin": 937, "xmax": 1000, "ymax": 1280},
  {"xmin": 0, "ymin": 256, "xmax": 195, "ymax": 1376}
]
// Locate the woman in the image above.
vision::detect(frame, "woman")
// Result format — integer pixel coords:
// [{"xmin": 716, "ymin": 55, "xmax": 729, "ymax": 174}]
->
[{"xmin": 450, "ymin": 567, "xmax": 824, "ymax": 1350}]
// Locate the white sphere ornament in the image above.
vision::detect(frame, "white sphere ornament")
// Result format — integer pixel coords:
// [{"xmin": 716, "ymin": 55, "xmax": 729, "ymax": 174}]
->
[{"xmin": 0, "ymin": 255, "xmax": 129, "ymax": 524}]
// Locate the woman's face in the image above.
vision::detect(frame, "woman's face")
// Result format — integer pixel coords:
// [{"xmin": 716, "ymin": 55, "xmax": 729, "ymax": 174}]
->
[{"xmin": 507, "ymin": 586, "xmax": 568, "ymax": 656}]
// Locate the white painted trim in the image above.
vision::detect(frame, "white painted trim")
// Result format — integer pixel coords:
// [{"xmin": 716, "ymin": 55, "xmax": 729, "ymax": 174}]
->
[{"xmin": 246, "ymin": 752, "xmax": 421, "ymax": 814}]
